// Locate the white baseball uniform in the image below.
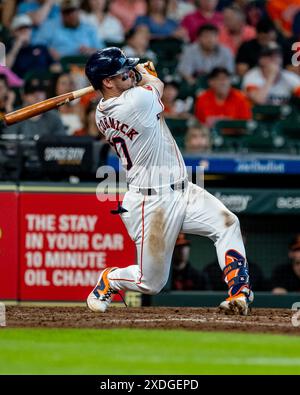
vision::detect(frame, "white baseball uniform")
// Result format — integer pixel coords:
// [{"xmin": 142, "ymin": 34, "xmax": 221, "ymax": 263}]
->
[{"xmin": 96, "ymin": 84, "xmax": 247, "ymax": 295}]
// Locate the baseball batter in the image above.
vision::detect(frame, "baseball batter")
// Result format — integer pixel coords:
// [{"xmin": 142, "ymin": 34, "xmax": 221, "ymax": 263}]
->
[{"xmin": 85, "ymin": 47, "xmax": 254, "ymax": 315}]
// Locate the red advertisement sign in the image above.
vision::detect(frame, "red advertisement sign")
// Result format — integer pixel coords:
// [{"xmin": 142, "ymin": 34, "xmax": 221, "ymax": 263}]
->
[
  {"xmin": 0, "ymin": 191, "xmax": 19, "ymax": 300},
  {"xmin": 19, "ymin": 193, "xmax": 135, "ymax": 301}
]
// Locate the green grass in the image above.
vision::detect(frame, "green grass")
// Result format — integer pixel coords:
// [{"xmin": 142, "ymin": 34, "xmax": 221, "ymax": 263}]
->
[{"xmin": 0, "ymin": 329, "xmax": 300, "ymax": 374}]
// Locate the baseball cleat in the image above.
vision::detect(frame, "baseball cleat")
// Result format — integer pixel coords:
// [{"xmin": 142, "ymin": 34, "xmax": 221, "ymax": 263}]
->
[
  {"xmin": 219, "ymin": 288, "xmax": 254, "ymax": 316},
  {"xmin": 87, "ymin": 267, "xmax": 117, "ymax": 313}
]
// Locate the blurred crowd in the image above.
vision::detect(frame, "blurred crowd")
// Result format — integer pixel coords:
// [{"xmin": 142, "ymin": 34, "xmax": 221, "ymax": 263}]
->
[
  {"xmin": 1, "ymin": 0, "xmax": 300, "ymax": 153},
  {"xmin": 171, "ymin": 233, "xmax": 300, "ymax": 293}
]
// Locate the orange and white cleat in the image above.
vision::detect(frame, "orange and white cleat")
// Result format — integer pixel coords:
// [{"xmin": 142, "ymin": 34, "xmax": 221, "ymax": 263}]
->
[
  {"xmin": 87, "ymin": 267, "xmax": 118, "ymax": 313},
  {"xmin": 219, "ymin": 287, "xmax": 254, "ymax": 316}
]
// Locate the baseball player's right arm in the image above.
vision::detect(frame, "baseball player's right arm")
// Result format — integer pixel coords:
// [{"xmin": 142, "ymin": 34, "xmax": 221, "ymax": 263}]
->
[{"xmin": 135, "ymin": 64, "xmax": 164, "ymax": 98}]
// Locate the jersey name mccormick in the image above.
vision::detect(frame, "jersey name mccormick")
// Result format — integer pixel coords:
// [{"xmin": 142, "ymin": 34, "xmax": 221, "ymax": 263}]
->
[{"xmin": 97, "ymin": 116, "xmax": 139, "ymax": 141}]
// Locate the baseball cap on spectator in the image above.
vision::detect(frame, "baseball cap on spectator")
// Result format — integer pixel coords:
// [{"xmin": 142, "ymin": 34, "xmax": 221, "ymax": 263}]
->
[
  {"xmin": 11, "ymin": 14, "xmax": 33, "ymax": 30},
  {"xmin": 24, "ymin": 78, "xmax": 49, "ymax": 94},
  {"xmin": 61, "ymin": 0, "xmax": 81, "ymax": 12},
  {"xmin": 259, "ymin": 42, "xmax": 282, "ymax": 58}
]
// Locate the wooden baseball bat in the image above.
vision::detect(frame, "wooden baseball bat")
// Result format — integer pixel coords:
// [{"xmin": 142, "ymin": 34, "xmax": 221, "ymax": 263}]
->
[{"xmin": 1, "ymin": 86, "xmax": 95, "ymax": 126}]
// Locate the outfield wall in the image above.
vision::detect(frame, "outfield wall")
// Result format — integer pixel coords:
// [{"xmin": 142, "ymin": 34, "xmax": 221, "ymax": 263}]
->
[{"xmin": 0, "ymin": 182, "xmax": 299, "ymax": 305}]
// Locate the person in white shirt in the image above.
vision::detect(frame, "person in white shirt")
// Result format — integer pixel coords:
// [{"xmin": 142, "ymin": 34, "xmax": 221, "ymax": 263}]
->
[{"xmin": 243, "ymin": 42, "xmax": 300, "ymax": 105}]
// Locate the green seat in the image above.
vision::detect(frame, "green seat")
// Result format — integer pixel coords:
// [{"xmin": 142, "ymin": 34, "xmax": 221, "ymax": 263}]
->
[
  {"xmin": 178, "ymin": 80, "xmax": 197, "ymax": 99},
  {"xmin": 212, "ymin": 120, "xmax": 280, "ymax": 153},
  {"xmin": 213, "ymin": 120, "xmax": 253, "ymax": 136},
  {"xmin": 23, "ymin": 70, "xmax": 55, "ymax": 82},
  {"xmin": 273, "ymin": 120, "xmax": 300, "ymax": 153},
  {"xmin": 252, "ymin": 105, "xmax": 292, "ymax": 122},
  {"xmin": 60, "ymin": 55, "xmax": 89, "ymax": 71},
  {"xmin": 155, "ymin": 59, "xmax": 179, "ymax": 80},
  {"xmin": 149, "ymin": 38, "xmax": 183, "ymax": 62},
  {"xmin": 212, "ymin": 122, "xmax": 247, "ymax": 152},
  {"xmin": 104, "ymin": 41, "xmax": 124, "ymax": 48}
]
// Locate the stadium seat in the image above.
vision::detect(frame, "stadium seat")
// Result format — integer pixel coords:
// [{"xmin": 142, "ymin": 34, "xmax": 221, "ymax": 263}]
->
[
  {"xmin": 105, "ymin": 41, "xmax": 125, "ymax": 48},
  {"xmin": 149, "ymin": 38, "xmax": 184, "ymax": 80},
  {"xmin": 273, "ymin": 120, "xmax": 300, "ymax": 153},
  {"xmin": 149, "ymin": 38, "xmax": 184, "ymax": 61},
  {"xmin": 61, "ymin": 55, "xmax": 89, "ymax": 71},
  {"xmin": 212, "ymin": 120, "xmax": 282, "ymax": 153},
  {"xmin": 252, "ymin": 104, "xmax": 292, "ymax": 122}
]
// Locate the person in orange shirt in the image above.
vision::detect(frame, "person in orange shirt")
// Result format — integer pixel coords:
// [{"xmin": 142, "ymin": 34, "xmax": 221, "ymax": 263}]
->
[
  {"xmin": 266, "ymin": 0, "xmax": 300, "ymax": 37},
  {"xmin": 110, "ymin": 0, "xmax": 146, "ymax": 32},
  {"xmin": 194, "ymin": 67, "xmax": 252, "ymax": 128},
  {"xmin": 219, "ymin": 5, "xmax": 256, "ymax": 56}
]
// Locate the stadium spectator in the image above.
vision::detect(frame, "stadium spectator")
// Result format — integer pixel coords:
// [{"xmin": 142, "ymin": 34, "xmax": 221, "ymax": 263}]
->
[
  {"xmin": 202, "ymin": 232, "xmax": 267, "ymax": 291},
  {"xmin": 244, "ymin": 0, "xmax": 267, "ymax": 28},
  {"xmin": 181, "ymin": 0, "xmax": 223, "ymax": 42},
  {"xmin": 266, "ymin": 0, "xmax": 300, "ymax": 37},
  {"xmin": 17, "ymin": 0, "xmax": 60, "ymax": 26},
  {"xmin": 272, "ymin": 235, "xmax": 300, "ymax": 294},
  {"xmin": 162, "ymin": 78, "xmax": 193, "ymax": 118},
  {"xmin": 0, "ymin": 74, "xmax": 15, "ymax": 115},
  {"xmin": 236, "ymin": 18, "xmax": 277, "ymax": 76},
  {"xmin": 0, "ymin": 13, "xmax": 13, "ymax": 48},
  {"xmin": 110, "ymin": 0, "xmax": 146, "ymax": 32},
  {"xmin": 80, "ymin": 0, "xmax": 124, "ymax": 44},
  {"xmin": 6, "ymin": 78, "xmax": 66, "ymax": 138},
  {"xmin": 242, "ymin": 42, "xmax": 300, "ymax": 105},
  {"xmin": 74, "ymin": 101, "xmax": 103, "ymax": 139},
  {"xmin": 184, "ymin": 121, "xmax": 211, "ymax": 153},
  {"xmin": 202, "ymin": 260, "xmax": 267, "ymax": 291},
  {"xmin": 122, "ymin": 25, "xmax": 157, "ymax": 64},
  {"xmin": 178, "ymin": 24, "xmax": 234, "ymax": 85},
  {"xmin": 32, "ymin": 0, "xmax": 103, "ymax": 60},
  {"xmin": 0, "ymin": 0, "xmax": 17, "ymax": 28},
  {"xmin": 134, "ymin": 0, "xmax": 185, "ymax": 40},
  {"xmin": 219, "ymin": 5, "xmax": 256, "ymax": 56},
  {"xmin": 6, "ymin": 14, "xmax": 54, "ymax": 78},
  {"xmin": 171, "ymin": 233, "xmax": 205, "ymax": 291},
  {"xmin": 195, "ymin": 67, "xmax": 252, "ymax": 127},
  {"xmin": 54, "ymin": 72, "xmax": 82, "ymax": 135},
  {"xmin": 167, "ymin": 0, "xmax": 196, "ymax": 22}
]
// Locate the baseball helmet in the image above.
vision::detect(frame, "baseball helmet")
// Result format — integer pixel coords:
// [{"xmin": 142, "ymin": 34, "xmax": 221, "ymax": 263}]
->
[{"xmin": 85, "ymin": 47, "xmax": 140, "ymax": 90}]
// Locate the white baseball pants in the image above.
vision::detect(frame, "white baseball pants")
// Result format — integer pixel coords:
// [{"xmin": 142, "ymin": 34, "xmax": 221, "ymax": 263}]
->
[{"xmin": 108, "ymin": 182, "xmax": 246, "ymax": 294}]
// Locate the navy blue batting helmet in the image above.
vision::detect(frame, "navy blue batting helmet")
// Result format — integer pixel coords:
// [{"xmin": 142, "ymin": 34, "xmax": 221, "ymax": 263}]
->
[{"xmin": 85, "ymin": 47, "xmax": 140, "ymax": 90}]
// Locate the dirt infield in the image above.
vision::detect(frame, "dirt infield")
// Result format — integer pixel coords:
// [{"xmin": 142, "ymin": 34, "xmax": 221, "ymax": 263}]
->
[{"xmin": 5, "ymin": 306, "xmax": 300, "ymax": 335}]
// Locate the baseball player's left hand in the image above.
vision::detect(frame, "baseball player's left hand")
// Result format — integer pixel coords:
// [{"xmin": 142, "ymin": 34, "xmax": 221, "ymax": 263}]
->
[
  {"xmin": 135, "ymin": 62, "xmax": 158, "ymax": 78},
  {"xmin": 142, "ymin": 61, "xmax": 158, "ymax": 77}
]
